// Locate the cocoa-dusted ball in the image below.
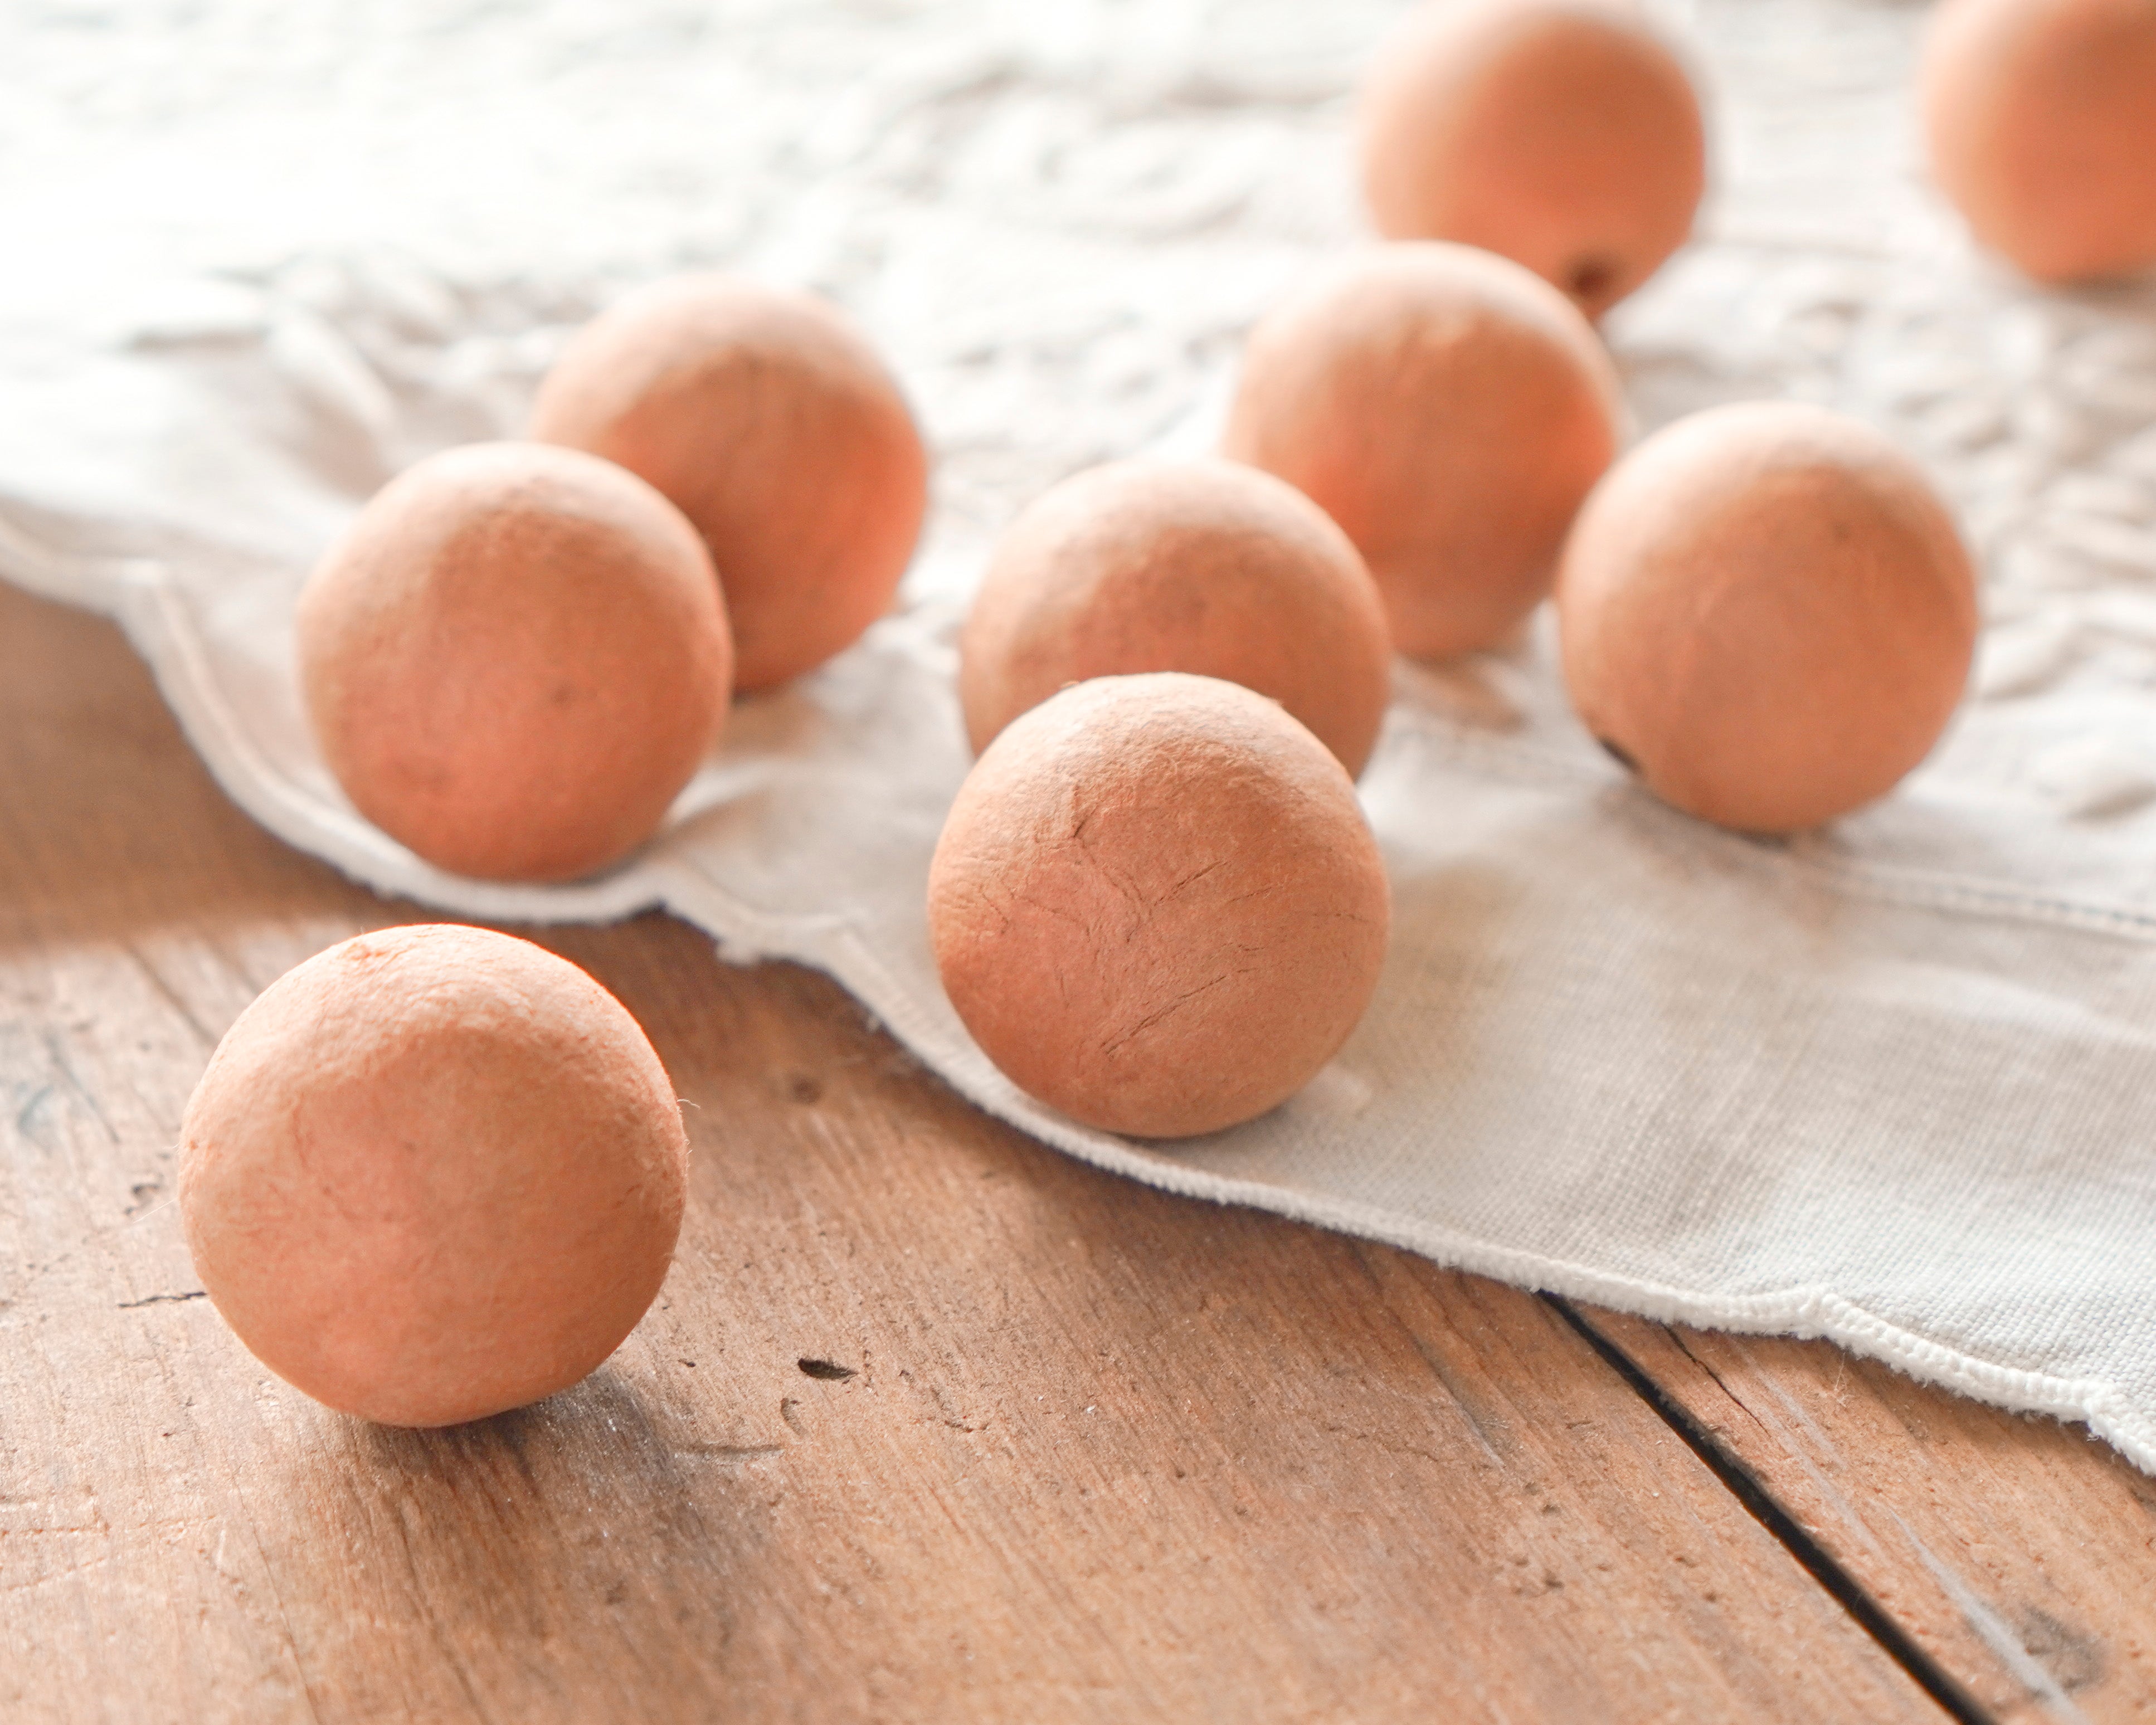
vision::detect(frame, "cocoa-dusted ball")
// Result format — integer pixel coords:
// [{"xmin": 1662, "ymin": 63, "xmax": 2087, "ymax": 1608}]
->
[
  {"xmin": 1359, "ymin": 0, "xmax": 1706, "ymax": 320},
  {"xmin": 1556, "ymin": 402, "xmax": 1978, "ymax": 835},
  {"xmin": 1922, "ymin": 0, "xmax": 2156, "ymax": 284},
  {"xmin": 960, "ymin": 460, "xmax": 1393, "ymax": 777},
  {"xmin": 297, "ymin": 442, "xmax": 732, "ymax": 883},
  {"xmin": 1224, "ymin": 243, "xmax": 1622, "ymax": 662},
  {"xmin": 929, "ymin": 674, "xmax": 1390, "ymax": 1139},
  {"xmin": 529, "ymin": 273, "xmax": 929, "ymax": 691},
  {"xmin": 178, "ymin": 925, "xmax": 690, "ymax": 1429}
]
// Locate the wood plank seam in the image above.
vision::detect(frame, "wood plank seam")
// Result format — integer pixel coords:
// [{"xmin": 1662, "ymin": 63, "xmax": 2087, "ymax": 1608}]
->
[
  {"xmin": 1661, "ymin": 1320, "xmax": 2108, "ymax": 1719},
  {"xmin": 1546, "ymin": 1296, "xmax": 1994, "ymax": 1725}
]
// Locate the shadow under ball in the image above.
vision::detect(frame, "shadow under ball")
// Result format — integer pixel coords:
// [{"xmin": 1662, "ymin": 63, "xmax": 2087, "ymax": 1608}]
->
[
  {"xmin": 530, "ymin": 272, "xmax": 929, "ymax": 693},
  {"xmin": 1556, "ymin": 402, "xmax": 1978, "ymax": 836}
]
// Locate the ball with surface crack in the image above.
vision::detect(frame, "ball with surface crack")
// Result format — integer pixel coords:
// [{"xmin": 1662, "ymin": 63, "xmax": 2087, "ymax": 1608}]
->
[{"xmin": 928, "ymin": 674, "xmax": 1390, "ymax": 1138}]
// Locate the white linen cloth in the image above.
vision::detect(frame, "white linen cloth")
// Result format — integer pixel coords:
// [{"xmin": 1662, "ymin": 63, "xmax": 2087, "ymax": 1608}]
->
[{"xmin": 7, "ymin": 0, "xmax": 2156, "ymax": 1469}]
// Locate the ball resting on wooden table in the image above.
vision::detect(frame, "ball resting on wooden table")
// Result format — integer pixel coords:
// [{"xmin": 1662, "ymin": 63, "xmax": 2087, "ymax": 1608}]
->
[
  {"xmin": 1555, "ymin": 401, "xmax": 1979, "ymax": 835},
  {"xmin": 296, "ymin": 441, "xmax": 733, "ymax": 884},
  {"xmin": 177, "ymin": 924, "xmax": 691, "ymax": 1430},
  {"xmin": 1223, "ymin": 242, "xmax": 1622, "ymax": 662},
  {"xmin": 960, "ymin": 459, "xmax": 1393, "ymax": 777},
  {"xmin": 928, "ymin": 674, "xmax": 1390, "ymax": 1139},
  {"xmin": 1358, "ymin": 0, "xmax": 1706, "ymax": 320},
  {"xmin": 1921, "ymin": 0, "xmax": 2156, "ymax": 285},
  {"xmin": 529, "ymin": 272, "xmax": 929, "ymax": 693}
]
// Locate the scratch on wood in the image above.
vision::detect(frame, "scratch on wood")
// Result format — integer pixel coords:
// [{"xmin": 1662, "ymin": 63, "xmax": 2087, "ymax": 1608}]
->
[
  {"xmin": 14, "ymin": 1084, "xmax": 53, "ymax": 1137},
  {"xmin": 1319, "ymin": 1421, "xmax": 1445, "ymax": 1472},
  {"xmin": 41, "ymin": 1031, "xmax": 116, "ymax": 1145},
  {"xmin": 122, "ymin": 941, "xmax": 221, "ymax": 1050},
  {"xmin": 929, "ymin": 1383, "xmax": 981, "ymax": 1434},
  {"xmin": 1669, "ymin": 1330, "xmax": 1768, "ymax": 1435},
  {"xmin": 1672, "ymin": 1332, "xmax": 1896, "ymax": 1571},
  {"xmin": 2016, "ymin": 1607, "xmax": 2106, "ymax": 1697},
  {"xmin": 677, "ymin": 1443, "xmax": 783, "ymax": 1465},
  {"xmin": 1346, "ymin": 1249, "xmax": 1508, "ymax": 1464},
  {"xmin": 118, "ymin": 1290, "xmax": 207, "ymax": 1309},
  {"xmin": 1890, "ymin": 1510, "xmax": 2097, "ymax": 1723},
  {"xmin": 381, "ymin": 1495, "xmax": 485, "ymax": 1725}
]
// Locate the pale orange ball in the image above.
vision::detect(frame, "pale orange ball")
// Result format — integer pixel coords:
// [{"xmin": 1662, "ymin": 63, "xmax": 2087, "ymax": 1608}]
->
[
  {"xmin": 1923, "ymin": 0, "xmax": 2156, "ymax": 284},
  {"xmin": 1223, "ymin": 242, "xmax": 1622, "ymax": 662},
  {"xmin": 1359, "ymin": 0, "xmax": 1706, "ymax": 320},
  {"xmin": 1556, "ymin": 402, "xmax": 1978, "ymax": 835},
  {"xmin": 297, "ymin": 441, "xmax": 732, "ymax": 883},
  {"xmin": 178, "ymin": 925, "xmax": 690, "ymax": 1429},
  {"xmin": 529, "ymin": 272, "xmax": 929, "ymax": 691},
  {"xmin": 960, "ymin": 460, "xmax": 1393, "ymax": 777},
  {"xmin": 929, "ymin": 674, "xmax": 1390, "ymax": 1139}
]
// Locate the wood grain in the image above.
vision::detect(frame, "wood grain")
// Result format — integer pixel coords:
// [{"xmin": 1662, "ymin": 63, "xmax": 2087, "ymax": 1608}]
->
[
  {"xmin": 1, "ymin": 577, "xmax": 1953, "ymax": 1722},
  {"xmin": 1576, "ymin": 1310, "xmax": 2156, "ymax": 1723}
]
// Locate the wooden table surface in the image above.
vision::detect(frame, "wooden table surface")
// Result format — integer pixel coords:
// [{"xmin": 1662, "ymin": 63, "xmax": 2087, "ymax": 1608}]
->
[{"xmin": 3, "ymin": 574, "xmax": 2152, "ymax": 1723}]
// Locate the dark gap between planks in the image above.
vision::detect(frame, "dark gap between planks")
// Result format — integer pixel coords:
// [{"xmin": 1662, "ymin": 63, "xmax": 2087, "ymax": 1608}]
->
[{"xmin": 1543, "ymin": 1295, "xmax": 1996, "ymax": 1725}]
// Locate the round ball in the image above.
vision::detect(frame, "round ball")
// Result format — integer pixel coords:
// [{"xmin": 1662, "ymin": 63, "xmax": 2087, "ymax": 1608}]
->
[
  {"xmin": 1223, "ymin": 242, "xmax": 1622, "ymax": 662},
  {"xmin": 298, "ymin": 441, "xmax": 732, "ymax": 883},
  {"xmin": 1556, "ymin": 402, "xmax": 1978, "ymax": 834},
  {"xmin": 1922, "ymin": 0, "xmax": 2156, "ymax": 284},
  {"xmin": 960, "ymin": 460, "xmax": 1393, "ymax": 777},
  {"xmin": 928, "ymin": 674, "xmax": 1390, "ymax": 1139},
  {"xmin": 178, "ymin": 925, "xmax": 691, "ymax": 1428},
  {"xmin": 1359, "ymin": 0, "xmax": 1706, "ymax": 320},
  {"xmin": 529, "ymin": 273, "xmax": 930, "ymax": 692}
]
